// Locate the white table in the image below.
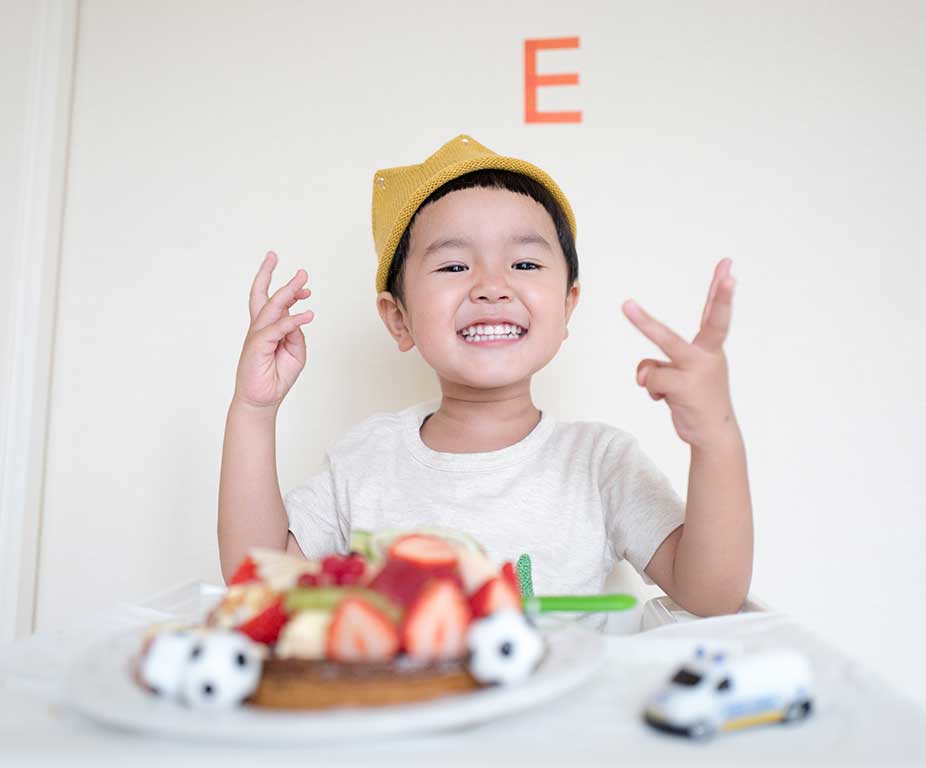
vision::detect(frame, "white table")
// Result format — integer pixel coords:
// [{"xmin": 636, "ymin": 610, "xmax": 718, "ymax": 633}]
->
[{"xmin": 1, "ymin": 583, "xmax": 924, "ymax": 767}]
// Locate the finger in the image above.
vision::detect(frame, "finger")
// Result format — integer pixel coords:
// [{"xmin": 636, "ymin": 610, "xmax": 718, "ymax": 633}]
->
[
  {"xmin": 254, "ymin": 269, "xmax": 309, "ymax": 331},
  {"xmin": 285, "ymin": 287, "xmax": 312, "ymax": 310},
  {"xmin": 636, "ymin": 358, "xmax": 672, "ymax": 386},
  {"xmin": 279, "ymin": 325, "xmax": 307, "ymax": 363},
  {"xmin": 622, "ymin": 301, "xmax": 697, "ymax": 366},
  {"xmin": 254, "ymin": 310, "xmax": 315, "ymax": 348},
  {"xmin": 249, "ymin": 251, "xmax": 277, "ymax": 322},
  {"xmin": 698, "ymin": 259, "xmax": 732, "ymax": 329},
  {"xmin": 693, "ymin": 275, "xmax": 735, "ymax": 351},
  {"xmin": 642, "ymin": 366, "xmax": 685, "ymax": 402}
]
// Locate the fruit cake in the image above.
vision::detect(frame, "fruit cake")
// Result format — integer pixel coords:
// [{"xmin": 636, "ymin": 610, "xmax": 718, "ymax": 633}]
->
[{"xmin": 135, "ymin": 529, "xmax": 545, "ymax": 710}]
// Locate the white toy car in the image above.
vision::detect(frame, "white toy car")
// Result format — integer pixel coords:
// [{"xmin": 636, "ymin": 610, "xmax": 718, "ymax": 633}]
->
[{"xmin": 643, "ymin": 647, "xmax": 813, "ymax": 740}]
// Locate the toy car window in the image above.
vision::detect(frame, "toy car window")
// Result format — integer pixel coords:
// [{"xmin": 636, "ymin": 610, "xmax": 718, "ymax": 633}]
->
[
  {"xmin": 671, "ymin": 668, "xmax": 702, "ymax": 686},
  {"xmin": 716, "ymin": 678, "xmax": 732, "ymax": 691}
]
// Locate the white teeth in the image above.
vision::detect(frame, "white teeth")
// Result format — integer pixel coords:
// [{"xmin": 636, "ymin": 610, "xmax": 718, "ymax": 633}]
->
[{"xmin": 460, "ymin": 323, "xmax": 526, "ymax": 338}]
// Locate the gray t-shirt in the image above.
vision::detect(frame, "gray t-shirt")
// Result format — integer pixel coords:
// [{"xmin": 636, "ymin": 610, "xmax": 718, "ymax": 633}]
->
[{"xmin": 284, "ymin": 399, "xmax": 684, "ymax": 596}]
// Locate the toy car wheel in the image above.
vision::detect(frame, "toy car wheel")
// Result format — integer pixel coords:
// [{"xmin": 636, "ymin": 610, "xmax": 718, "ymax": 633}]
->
[
  {"xmin": 783, "ymin": 699, "xmax": 813, "ymax": 722},
  {"xmin": 687, "ymin": 720, "xmax": 716, "ymax": 741}
]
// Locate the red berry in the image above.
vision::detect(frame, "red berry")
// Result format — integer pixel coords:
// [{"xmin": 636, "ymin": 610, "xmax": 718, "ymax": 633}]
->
[
  {"xmin": 297, "ymin": 572, "xmax": 319, "ymax": 587},
  {"xmin": 401, "ymin": 579, "xmax": 471, "ymax": 661},
  {"xmin": 228, "ymin": 556, "xmax": 259, "ymax": 586},
  {"xmin": 501, "ymin": 562, "xmax": 521, "ymax": 597},
  {"xmin": 326, "ymin": 597, "xmax": 399, "ymax": 662},
  {"xmin": 237, "ymin": 597, "xmax": 289, "ymax": 645},
  {"xmin": 369, "ymin": 558, "xmax": 462, "ymax": 608},
  {"xmin": 389, "ymin": 534, "xmax": 457, "ymax": 567},
  {"xmin": 470, "ymin": 576, "xmax": 521, "ymax": 619}
]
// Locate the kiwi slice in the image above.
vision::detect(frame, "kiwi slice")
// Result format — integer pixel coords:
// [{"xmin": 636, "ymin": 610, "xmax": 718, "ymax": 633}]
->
[{"xmin": 285, "ymin": 587, "xmax": 401, "ymax": 624}]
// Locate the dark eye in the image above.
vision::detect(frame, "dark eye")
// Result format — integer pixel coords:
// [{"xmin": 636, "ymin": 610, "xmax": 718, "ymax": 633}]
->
[
  {"xmin": 437, "ymin": 264, "xmax": 467, "ymax": 273},
  {"xmin": 236, "ymin": 652, "xmax": 248, "ymax": 667},
  {"xmin": 513, "ymin": 262, "xmax": 540, "ymax": 270}
]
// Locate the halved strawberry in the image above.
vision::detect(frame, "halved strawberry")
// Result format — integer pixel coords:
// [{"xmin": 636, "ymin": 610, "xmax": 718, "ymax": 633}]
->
[
  {"xmin": 228, "ymin": 555, "xmax": 259, "ymax": 586},
  {"xmin": 388, "ymin": 534, "xmax": 457, "ymax": 567},
  {"xmin": 469, "ymin": 576, "xmax": 521, "ymax": 619},
  {"xmin": 456, "ymin": 548, "xmax": 498, "ymax": 595},
  {"xmin": 326, "ymin": 597, "xmax": 399, "ymax": 662},
  {"xmin": 501, "ymin": 561, "xmax": 521, "ymax": 598},
  {"xmin": 401, "ymin": 579, "xmax": 471, "ymax": 661},
  {"xmin": 237, "ymin": 596, "xmax": 289, "ymax": 644}
]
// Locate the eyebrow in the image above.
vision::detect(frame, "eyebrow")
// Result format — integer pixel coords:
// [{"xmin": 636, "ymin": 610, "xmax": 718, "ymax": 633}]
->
[{"xmin": 422, "ymin": 233, "xmax": 552, "ymax": 259}]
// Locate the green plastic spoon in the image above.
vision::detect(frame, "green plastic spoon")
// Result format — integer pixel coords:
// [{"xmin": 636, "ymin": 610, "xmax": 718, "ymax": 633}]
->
[
  {"xmin": 522, "ymin": 593, "xmax": 638, "ymax": 613},
  {"xmin": 516, "ymin": 553, "xmax": 637, "ymax": 613}
]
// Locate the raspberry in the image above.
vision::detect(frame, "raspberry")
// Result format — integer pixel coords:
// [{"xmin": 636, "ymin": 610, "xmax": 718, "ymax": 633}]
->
[
  {"xmin": 297, "ymin": 572, "xmax": 319, "ymax": 587},
  {"xmin": 319, "ymin": 554, "xmax": 366, "ymax": 586}
]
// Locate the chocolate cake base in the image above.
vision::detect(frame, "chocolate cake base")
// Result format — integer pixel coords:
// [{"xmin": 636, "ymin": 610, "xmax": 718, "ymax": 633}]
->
[{"xmin": 247, "ymin": 656, "xmax": 483, "ymax": 710}]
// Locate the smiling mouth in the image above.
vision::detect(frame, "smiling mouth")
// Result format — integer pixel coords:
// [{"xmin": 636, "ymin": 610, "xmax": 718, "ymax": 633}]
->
[{"xmin": 457, "ymin": 324, "xmax": 528, "ymax": 344}]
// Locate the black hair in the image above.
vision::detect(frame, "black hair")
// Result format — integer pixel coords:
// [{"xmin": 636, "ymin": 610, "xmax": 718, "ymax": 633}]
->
[{"xmin": 385, "ymin": 168, "xmax": 578, "ymax": 306}]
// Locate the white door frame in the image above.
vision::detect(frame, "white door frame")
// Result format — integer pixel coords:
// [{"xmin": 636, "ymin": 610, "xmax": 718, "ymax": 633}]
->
[{"xmin": 0, "ymin": 0, "xmax": 79, "ymax": 642}]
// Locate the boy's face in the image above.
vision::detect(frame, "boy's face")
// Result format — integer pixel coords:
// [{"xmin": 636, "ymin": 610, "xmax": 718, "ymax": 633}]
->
[{"xmin": 377, "ymin": 187, "xmax": 580, "ymax": 394}]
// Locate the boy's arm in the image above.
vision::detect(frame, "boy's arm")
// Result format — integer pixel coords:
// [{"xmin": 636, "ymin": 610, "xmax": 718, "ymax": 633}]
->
[
  {"xmin": 217, "ymin": 399, "xmax": 289, "ymax": 581},
  {"xmin": 217, "ymin": 251, "xmax": 314, "ymax": 582},
  {"xmin": 623, "ymin": 259, "xmax": 753, "ymax": 616},
  {"xmin": 644, "ymin": 426, "xmax": 753, "ymax": 616}
]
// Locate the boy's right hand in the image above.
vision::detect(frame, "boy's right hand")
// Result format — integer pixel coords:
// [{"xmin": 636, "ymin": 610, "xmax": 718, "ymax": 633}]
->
[{"xmin": 233, "ymin": 251, "xmax": 315, "ymax": 410}]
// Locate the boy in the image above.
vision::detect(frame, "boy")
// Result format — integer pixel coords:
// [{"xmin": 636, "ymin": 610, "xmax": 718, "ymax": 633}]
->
[{"xmin": 217, "ymin": 134, "xmax": 753, "ymax": 617}]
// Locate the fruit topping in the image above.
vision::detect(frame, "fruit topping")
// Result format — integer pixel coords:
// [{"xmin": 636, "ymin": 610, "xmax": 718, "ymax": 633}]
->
[
  {"xmin": 285, "ymin": 587, "xmax": 401, "ymax": 624},
  {"xmin": 236, "ymin": 597, "xmax": 289, "ymax": 645},
  {"xmin": 228, "ymin": 556, "xmax": 258, "ymax": 586},
  {"xmin": 467, "ymin": 610, "xmax": 544, "ymax": 685},
  {"xmin": 207, "ymin": 582, "xmax": 276, "ymax": 629},
  {"xmin": 388, "ymin": 534, "xmax": 458, "ymax": 567},
  {"xmin": 320, "ymin": 553, "xmax": 367, "ymax": 586},
  {"xmin": 401, "ymin": 579, "xmax": 472, "ymax": 661},
  {"xmin": 501, "ymin": 561, "xmax": 521, "ymax": 598},
  {"xmin": 456, "ymin": 548, "xmax": 499, "ymax": 595},
  {"xmin": 326, "ymin": 597, "xmax": 400, "ymax": 662},
  {"xmin": 368, "ymin": 556, "xmax": 461, "ymax": 608},
  {"xmin": 250, "ymin": 548, "xmax": 319, "ymax": 591},
  {"xmin": 470, "ymin": 576, "xmax": 522, "ymax": 619},
  {"xmin": 275, "ymin": 610, "xmax": 330, "ymax": 660},
  {"xmin": 297, "ymin": 572, "xmax": 319, "ymax": 587}
]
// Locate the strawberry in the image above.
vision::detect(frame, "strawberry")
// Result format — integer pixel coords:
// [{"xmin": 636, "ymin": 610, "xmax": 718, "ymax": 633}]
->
[
  {"xmin": 237, "ymin": 596, "xmax": 289, "ymax": 644},
  {"xmin": 501, "ymin": 561, "xmax": 521, "ymax": 598},
  {"xmin": 469, "ymin": 576, "xmax": 521, "ymax": 619},
  {"xmin": 388, "ymin": 534, "xmax": 457, "ymax": 567},
  {"xmin": 326, "ymin": 597, "xmax": 399, "ymax": 662},
  {"xmin": 369, "ymin": 557, "xmax": 462, "ymax": 608},
  {"xmin": 401, "ymin": 579, "xmax": 472, "ymax": 661},
  {"xmin": 456, "ymin": 548, "xmax": 498, "ymax": 595},
  {"xmin": 228, "ymin": 555, "xmax": 259, "ymax": 586}
]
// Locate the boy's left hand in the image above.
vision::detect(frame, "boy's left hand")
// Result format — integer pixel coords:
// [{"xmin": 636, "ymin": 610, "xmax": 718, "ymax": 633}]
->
[{"xmin": 621, "ymin": 259, "xmax": 739, "ymax": 451}]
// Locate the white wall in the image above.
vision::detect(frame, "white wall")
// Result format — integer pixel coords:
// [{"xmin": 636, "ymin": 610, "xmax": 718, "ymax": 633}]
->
[
  {"xmin": 0, "ymin": 4, "xmax": 36, "ymax": 386},
  {"xmin": 14, "ymin": 0, "xmax": 926, "ymax": 706}
]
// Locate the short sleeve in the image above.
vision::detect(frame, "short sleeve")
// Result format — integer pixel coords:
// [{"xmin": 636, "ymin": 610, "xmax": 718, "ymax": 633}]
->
[
  {"xmin": 599, "ymin": 434, "xmax": 685, "ymax": 585},
  {"xmin": 283, "ymin": 454, "xmax": 349, "ymax": 560}
]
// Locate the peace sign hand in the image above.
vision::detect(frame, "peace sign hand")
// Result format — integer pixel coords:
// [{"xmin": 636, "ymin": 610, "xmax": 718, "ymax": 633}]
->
[
  {"xmin": 621, "ymin": 259, "xmax": 738, "ymax": 450},
  {"xmin": 233, "ymin": 251, "xmax": 315, "ymax": 410}
]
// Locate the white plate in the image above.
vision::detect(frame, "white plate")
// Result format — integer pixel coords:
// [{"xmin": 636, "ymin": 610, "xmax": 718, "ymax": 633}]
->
[{"xmin": 63, "ymin": 624, "xmax": 606, "ymax": 745}]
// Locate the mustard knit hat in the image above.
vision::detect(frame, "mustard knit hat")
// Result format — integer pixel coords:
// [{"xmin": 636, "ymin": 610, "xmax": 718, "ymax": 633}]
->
[{"xmin": 371, "ymin": 134, "xmax": 577, "ymax": 293}]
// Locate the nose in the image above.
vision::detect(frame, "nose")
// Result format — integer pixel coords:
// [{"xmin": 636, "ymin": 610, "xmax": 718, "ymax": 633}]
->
[{"xmin": 469, "ymin": 263, "xmax": 511, "ymax": 303}]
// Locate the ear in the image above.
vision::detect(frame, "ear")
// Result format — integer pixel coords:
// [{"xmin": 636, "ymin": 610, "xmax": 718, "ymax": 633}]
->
[
  {"xmin": 563, "ymin": 281, "xmax": 581, "ymax": 339},
  {"xmin": 376, "ymin": 291, "xmax": 415, "ymax": 352}
]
